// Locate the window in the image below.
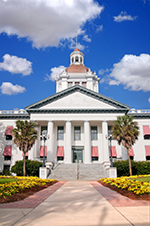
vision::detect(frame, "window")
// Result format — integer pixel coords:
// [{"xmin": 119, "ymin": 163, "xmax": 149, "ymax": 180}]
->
[
  {"xmin": 6, "ymin": 135, "xmax": 12, "ymax": 140},
  {"xmin": 68, "ymin": 82, "xmax": 73, "ymax": 88},
  {"xmin": 75, "ymin": 82, "xmax": 80, "ymax": 85},
  {"xmin": 4, "ymin": 156, "xmax": 11, "ymax": 161},
  {"xmin": 57, "ymin": 126, "xmax": 64, "ymax": 140},
  {"xmin": 80, "ymin": 57, "xmax": 82, "ymax": 63},
  {"xmin": 82, "ymin": 82, "xmax": 86, "ymax": 88},
  {"xmin": 75, "ymin": 56, "xmax": 79, "ymax": 62},
  {"xmin": 74, "ymin": 126, "xmax": 81, "ymax": 140},
  {"xmin": 72, "ymin": 57, "xmax": 74, "ymax": 63},
  {"xmin": 41, "ymin": 126, "xmax": 47, "ymax": 140},
  {"xmin": 91, "ymin": 126, "xmax": 97, "ymax": 140},
  {"xmin": 144, "ymin": 135, "xmax": 150, "ymax": 140}
]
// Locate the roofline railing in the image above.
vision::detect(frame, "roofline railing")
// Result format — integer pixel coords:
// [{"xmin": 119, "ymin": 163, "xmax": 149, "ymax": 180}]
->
[{"xmin": 0, "ymin": 109, "xmax": 28, "ymax": 114}]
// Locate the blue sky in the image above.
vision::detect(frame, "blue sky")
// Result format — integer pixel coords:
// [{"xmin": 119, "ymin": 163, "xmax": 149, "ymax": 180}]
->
[{"xmin": 0, "ymin": 0, "xmax": 150, "ymax": 110}]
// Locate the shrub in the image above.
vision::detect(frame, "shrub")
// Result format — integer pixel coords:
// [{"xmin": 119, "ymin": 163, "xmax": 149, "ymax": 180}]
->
[
  {"xmin": 113, "ymin": 160, "xmax": 150, "ymax": 177},
  {"xmin": 11, "ymin": 160, "xmax": 42, "ymax": 177}
]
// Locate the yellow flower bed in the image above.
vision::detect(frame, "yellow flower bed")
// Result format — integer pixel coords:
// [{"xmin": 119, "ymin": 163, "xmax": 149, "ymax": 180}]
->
[
  {"xmin": 100, "ymin": 175, "xmax": 150, "ymax": 195},
  {"xmin": 0, "ymin": 176, "xmax": 56, "ymax": 198}
]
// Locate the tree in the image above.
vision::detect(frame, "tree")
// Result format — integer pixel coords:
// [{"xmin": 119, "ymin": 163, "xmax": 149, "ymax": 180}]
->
[
  {"xmin": 112, "ymin": 115, "xmax": 139, "ymax": 176},
  {"xmin": 12, "ymin": 120, "xmax": 38, "ymax": 176}
]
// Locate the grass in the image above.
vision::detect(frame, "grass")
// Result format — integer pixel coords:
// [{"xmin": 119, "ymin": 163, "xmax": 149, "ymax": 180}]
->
[
  {"xmin": 133, "ymin": 176, "xmax": 150, "ymax": 182},
  {"xmin": 0, "ymin": 178, "xmax": 19, "ymax": 184}
]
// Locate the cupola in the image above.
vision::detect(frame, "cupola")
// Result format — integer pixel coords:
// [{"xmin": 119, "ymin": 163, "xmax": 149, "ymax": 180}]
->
[{"xmin": 70, "ymin": 48, "xmax": 84, "ymax": 65}]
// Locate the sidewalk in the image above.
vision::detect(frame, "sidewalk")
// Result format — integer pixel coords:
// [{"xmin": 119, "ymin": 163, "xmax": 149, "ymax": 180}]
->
[{"xmin": 0, "ymin": 181, "xmax": 149, "ymax": 226}]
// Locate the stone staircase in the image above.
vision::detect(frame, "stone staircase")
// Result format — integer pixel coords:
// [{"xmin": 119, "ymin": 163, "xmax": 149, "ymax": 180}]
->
[{"xmin": 49, "ymin": 163, "xmax": 107, "ymax": 180}]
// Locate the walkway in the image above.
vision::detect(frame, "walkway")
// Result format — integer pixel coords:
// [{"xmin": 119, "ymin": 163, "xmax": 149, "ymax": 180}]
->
[{"xmin": 0, "ymin": 181, "xmax": 150, "ymax": 226}]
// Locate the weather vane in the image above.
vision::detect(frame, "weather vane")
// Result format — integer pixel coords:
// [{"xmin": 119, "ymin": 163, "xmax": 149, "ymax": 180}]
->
[{"xmin": 76, "ymin": 31, "xmax": 78, "ymax": 48}]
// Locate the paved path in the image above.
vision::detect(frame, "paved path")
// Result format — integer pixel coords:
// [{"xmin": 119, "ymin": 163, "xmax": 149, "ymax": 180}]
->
[{"xmin": 0, "ymin": 181, "xmax": 150, "ymax": 226}]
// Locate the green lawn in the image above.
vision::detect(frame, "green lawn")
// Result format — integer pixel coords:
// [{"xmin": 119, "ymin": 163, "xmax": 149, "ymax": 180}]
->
[
  {"xmin": 132, "ymin": 176, "xmax": 150, "ymax": 182},
  {"xmin": 0, "ymin": 178, "xmax": 19, "ymax": 184}
]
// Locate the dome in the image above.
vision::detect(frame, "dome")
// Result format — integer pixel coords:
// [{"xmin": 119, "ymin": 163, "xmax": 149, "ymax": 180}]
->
[{"xmin": 66, "ymin": 64, "xmax": 88, "ymax": 73}]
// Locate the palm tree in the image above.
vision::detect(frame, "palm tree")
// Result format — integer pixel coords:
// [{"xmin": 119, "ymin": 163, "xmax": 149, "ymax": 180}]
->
[
  {"xmin": 112, "ymin": 115, "xmax": 139, "ymax": 176},
  {"xmin": 12, "ymin": 120, "xmax": 38, "ymax": 176}
]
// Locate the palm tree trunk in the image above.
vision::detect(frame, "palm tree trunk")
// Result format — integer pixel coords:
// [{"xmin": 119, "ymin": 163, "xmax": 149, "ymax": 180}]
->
[
  {"xmin": 23, "ymin": 153, "xmax": 26, "ymax": 176},
  {"xmin": 127, "ymin": 149, "xmax": 132, "ymax": 176}
]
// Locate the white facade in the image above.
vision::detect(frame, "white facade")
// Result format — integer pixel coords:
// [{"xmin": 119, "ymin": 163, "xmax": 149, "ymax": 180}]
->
[{"xmin": 0, "ymin": 49, "xmax": 150, "ymax": 173}]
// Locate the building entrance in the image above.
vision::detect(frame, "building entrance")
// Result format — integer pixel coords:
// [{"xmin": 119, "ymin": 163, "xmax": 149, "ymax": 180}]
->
[{"xmin": 73, "ymin": 148, "xmax": 83, "ymax": 163}]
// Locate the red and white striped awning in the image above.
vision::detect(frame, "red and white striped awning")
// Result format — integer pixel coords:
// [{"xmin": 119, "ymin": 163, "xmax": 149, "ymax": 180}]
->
[
  {"xmin": 145, "ymin": 146, "xmax": 150, "ymax": 156},
  {"xmin": 109, "ymin": 146, "xmax": 117, "ymax": 157},
  {"xmin": 3, "ymin": 146, "xmax": 12, "ymax": 156},
  {"xmin": 5, "ymin": 126, "xmax": 13, "ymax": 136},
  {"xmin": 143, "ymin": 126, "xmax": 150, "ymax": 136},
  {"xmin": 57, "ymin": 146, "xmax": 64, "ymax": 157},
  {"xmin": 129, "ymin": 147, "xmax": 134, "ymax": 156},
  {"xmin": 39, "ymin": 146, "xmax": 47, "ymax": 157},
  {"xmin": 91, "ymin": 146, "xmax": 98, "ymax": 157}
]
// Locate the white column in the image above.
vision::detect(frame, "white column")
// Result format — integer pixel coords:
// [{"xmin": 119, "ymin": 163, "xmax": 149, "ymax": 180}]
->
[
  {"xmin": 47, "ymin": 121, "xmax": 54, "ymax": 162},
  {"xmin": 102, "ymin": 121, "xmax": 109, "ymax": 162},
  {"xmin": 84, "ymin": 121, "xmax": 91, "ymax": 163},
  {"xmin": 65, "ymin": 121, "xmax": 72, "ymax": 163}
]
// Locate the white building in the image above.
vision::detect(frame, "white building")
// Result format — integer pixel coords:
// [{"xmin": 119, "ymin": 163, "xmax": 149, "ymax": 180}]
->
[{"xmin": 1, "ymin": 48, "xmax": 150, "ymax": 178}]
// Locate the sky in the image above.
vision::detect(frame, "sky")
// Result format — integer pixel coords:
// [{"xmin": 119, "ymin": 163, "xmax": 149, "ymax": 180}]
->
[{"xmin": 0, "ymin": 0, "xmax": 150, "ymax": 111}]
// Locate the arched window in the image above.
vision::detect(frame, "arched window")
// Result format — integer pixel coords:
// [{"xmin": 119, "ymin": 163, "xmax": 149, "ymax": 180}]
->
[
  {"xmin": 80, "ymin": 57, "xmax": 82, "ymax": 63},
  {"xmin": 72, "ymin": 57, "xmax": 74, "ymax": 63},
  {"xmin": 75, "ymin": 56, "xmax": 79, "ymax": 62}
]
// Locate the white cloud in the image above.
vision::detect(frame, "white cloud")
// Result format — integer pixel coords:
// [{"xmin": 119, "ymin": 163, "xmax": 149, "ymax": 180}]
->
[
  {"xmin": 0, "ymin": 0, "xmax": 103, "ymax": 49},
  {"xmin": 98, "ymin": 68, "xmax": 109, "ymax": 75},
  {"xmin": 148, "ymin": 97, "xmax": 150, "ymax": 103},
  {"xmin": 45, "ymin": 66, "xmax": 66, "ymax": 81},
  {"xmin": 96, "ymin": 24, "xmax": 103, "ymax": 32},
  {"xmin": 83, "ymin": 35, "xmax": 91, "ymax": 42},
  {"xmin": 0, "ymin": 54, "xmax": 32, "ymax": 75},
  {"xmin": 114, "ymin": 11, "xmax": 137, "ymax": 22},
  {"xmin": 0, "ymin": 82, "xmax": 26, "ymax": 95},
  {"xmin": 109, "ymin": 54, "xmax": 150, "ymax": 91}
]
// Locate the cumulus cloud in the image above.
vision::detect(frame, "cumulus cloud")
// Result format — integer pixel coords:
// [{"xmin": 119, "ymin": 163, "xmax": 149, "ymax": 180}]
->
[
  {"xmin": 0, "ymin": 82, "xmax": 26, "ymax": 95},
  {"xmin": 114, "ymin": 11, "xmax": 137, "ymax": 22},
  {"xmin": 148, "ymin": 97, "xmax": 150, "ymax": 103},
  {"xmin": 45, "ymin": 66, "xmax": 66, "ymax": 81},
  {"xmin": 0, "ymin": 0, "xmax": 103, "ymax": 49},
  {"xmin": 109, "ymin": 54, "xmax": 150, "ymax": 91},
  {"xmin": 0, "ymin": 54, "xmax": 32, "ymax": 75}
]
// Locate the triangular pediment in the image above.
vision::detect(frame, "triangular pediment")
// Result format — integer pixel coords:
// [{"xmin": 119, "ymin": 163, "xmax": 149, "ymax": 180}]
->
[{"xmin": 25, "ymin": 85, "xmax": 130, "ymax": 113}]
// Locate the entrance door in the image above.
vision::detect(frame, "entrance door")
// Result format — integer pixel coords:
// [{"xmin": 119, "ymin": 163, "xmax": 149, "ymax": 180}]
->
[{"xmin": 73, "ymin": 149, "xmax": 83, "ymax": 163}]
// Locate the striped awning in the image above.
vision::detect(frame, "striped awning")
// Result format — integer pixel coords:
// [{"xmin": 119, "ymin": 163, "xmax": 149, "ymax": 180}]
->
[
  {"xmin": 143, "ymin": 126, "xmax": 150, "ymax": 135},
  {"xmin": 129, "ymin": 147, "xmax": 134, "ymax": 156},
  {"xmin": 3, "ymin": 146, "xmax": 12, "ymax": 156},
  {"xmin": 57, "ymin": 146, "xmax": 64, "ymax": 157},
  {"xmin": 109, "ymin": 146, "xmax": 117, "ymax": 157},
  {"xmin": 39, "ymin": 146, "xmax": 47, "ymax": 157},
  {"xmin": 91, "ymin": 146, "xmax": 98, "ymax": 157},
  {"xmin": 5, "ymin": 126, "xmax": 13, "ymax": 136},
  {"xmin": 145, "ymin": 146, "xmax": 150, "ymax": 156}
]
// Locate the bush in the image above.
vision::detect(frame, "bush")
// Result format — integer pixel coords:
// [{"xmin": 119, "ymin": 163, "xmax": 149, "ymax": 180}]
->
[
  {"xmin": 11, "ymin": 160, "xmax": 42, "ymax": 177},
  {"xmin": 113, "ymin": 160, "xmax": 150, "ymax": 177}
]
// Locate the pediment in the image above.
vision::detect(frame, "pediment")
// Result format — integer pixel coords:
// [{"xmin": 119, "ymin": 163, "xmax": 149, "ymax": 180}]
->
[
  {"xmin": 25, "ymin": 85, "xmax": 130, "ymax": 113},
  {"xmin": 39, "ymin": 92, "xmax": 115, "ymax": 109}
]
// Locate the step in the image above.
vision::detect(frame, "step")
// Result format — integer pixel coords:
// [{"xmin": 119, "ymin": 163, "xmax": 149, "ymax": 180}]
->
[{"xmin": 48, "ymin": 163, "xmax": 107, "ymax": 180}]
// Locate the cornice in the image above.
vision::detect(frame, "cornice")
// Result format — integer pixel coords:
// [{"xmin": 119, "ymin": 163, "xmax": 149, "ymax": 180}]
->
[
  {"xmin": 26, "ymin": 108, "xmax": 128, "ymax": 114},
  {"xmin": 0, "ymin": 114, "xmax": 30, "ymax": 119}
]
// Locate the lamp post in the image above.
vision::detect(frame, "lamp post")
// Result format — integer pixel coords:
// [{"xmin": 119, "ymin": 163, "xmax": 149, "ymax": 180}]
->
[
  {"xmin": 106, "ymin": 134, "xmax": 113, "ymax": 167},
  {"xmin": 40, "ymin": 130, "xmax": 49, "ymax": 167}
]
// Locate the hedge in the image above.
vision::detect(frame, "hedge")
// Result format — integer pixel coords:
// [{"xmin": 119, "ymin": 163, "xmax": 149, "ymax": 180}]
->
[
  {"xmin": 113, "ymin": 160, "xmax": 150, "ymax": 177},
  {"xmin": 11, "ymin": 160, "xmax": 42, "ymax": 177}
]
